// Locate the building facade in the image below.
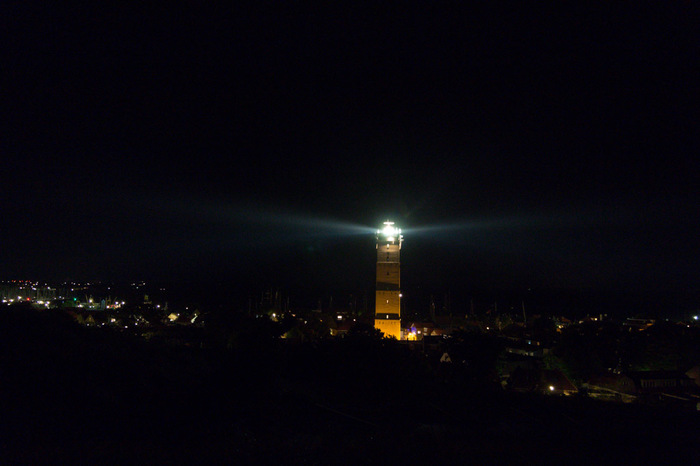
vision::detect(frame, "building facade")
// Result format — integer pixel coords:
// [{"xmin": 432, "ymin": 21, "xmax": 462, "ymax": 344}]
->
[{"xmin": 375, "ymin": 221, "xmax": 403, "ymax": 339}]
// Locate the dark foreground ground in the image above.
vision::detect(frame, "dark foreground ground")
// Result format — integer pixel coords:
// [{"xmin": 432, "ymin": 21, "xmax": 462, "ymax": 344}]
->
[{"xmin": 2, "ymin": 310, "xmax": 699, "ymax": 464}]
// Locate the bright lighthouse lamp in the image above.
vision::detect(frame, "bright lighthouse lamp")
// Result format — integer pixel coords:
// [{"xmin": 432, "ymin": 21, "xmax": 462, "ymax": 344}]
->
[{"xmin": 378, "ymin": 221, "xmax": 402, "ymax": 243}]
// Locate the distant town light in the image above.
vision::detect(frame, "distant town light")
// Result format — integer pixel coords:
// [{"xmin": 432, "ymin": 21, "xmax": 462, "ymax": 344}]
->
[
  {"xmin": 694, "ymin": 315, "xmax": 698, "ymax": 321},
  {"xmin": 549, "ymin": 385, "xmax": 555, "ymax": 391}
]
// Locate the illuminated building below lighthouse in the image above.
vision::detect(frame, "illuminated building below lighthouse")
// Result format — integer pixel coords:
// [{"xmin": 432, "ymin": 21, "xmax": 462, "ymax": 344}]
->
[{"xmin": 375, "ymin": 221, "xmax": 403, "ymax": 339}]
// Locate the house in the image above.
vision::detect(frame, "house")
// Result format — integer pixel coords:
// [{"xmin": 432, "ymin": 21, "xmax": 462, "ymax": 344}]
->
[
  {"xmin": 622, "ymin": 318, "xmax": 655, "ymax": 332},
  {"xmin": 686, "ymin": 365, "xmax": 700, "ymax": 387},
  {"xmin": 329, "ymin": 319, "xmax": 354, "ymax": 337},
  {"xmin": 586, "ymin": 373, "xmax": 637, "ymax": 402},
  {"xmin": 405, "ymin": 321, "xmax": 437, "ymax": 340},
  {"xmin": 507, "ymin": 367, "xmax": 578, "ymax": 395},
  {"xmin": 626, "ymin": 370, "xmax": 698, "ymax": 396}
]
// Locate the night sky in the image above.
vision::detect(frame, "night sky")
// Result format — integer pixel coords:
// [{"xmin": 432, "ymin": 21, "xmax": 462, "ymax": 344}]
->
[{"xmin": 3, "ymin": 4, "xmax": 700, "ymax": 313}]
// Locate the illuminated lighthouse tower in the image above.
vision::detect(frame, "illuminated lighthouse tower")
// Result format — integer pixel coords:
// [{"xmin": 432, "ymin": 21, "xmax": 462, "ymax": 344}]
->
[{"xmin": 375, "ymin": 221, "xmax": 403, "ymax": 339}]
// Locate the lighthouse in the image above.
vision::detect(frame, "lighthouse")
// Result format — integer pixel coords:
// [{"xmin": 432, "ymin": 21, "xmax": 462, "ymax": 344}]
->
[{"xmin": 374, "ymin": 221, "xmax": 403, "ymax": 339}]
